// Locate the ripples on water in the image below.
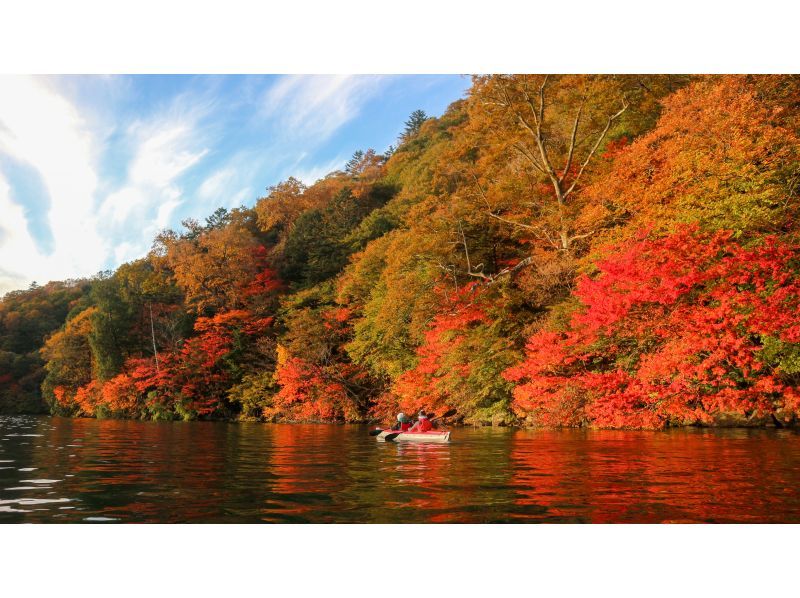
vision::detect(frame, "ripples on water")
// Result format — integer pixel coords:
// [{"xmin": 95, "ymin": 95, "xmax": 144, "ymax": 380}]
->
[{"xmin": 0, "ymin": 415, "xmax": 799, "ymax": 523}]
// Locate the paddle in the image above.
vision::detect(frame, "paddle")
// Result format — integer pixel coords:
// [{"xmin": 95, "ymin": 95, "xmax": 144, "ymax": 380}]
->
[
  {"xmin": 368, "ymin": 428, "xmax": 385, "ymax": 436},
  {"xmin": 430, "ymin": 409, "xmax": 456, "ymax": 423},
  {"xmin": 383, "ymin": 432, "xmax": 401, "ymax": 442}
]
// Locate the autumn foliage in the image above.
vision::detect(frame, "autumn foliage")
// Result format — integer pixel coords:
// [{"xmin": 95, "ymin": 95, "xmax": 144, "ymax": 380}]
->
[
  {"xmin": 269, "ymin": 304, "xmax": 375, "ymax": 422},
  {"xmin": 3, "ymin": 74, "xmax": 799, "ymax": 429},
  {"xmin": 392, "ymin": 284, "xmax": 519, "ymax": 424},
  {"xmin": 506, "ymin": 228, "xmax": 800, "ymax": 428}
]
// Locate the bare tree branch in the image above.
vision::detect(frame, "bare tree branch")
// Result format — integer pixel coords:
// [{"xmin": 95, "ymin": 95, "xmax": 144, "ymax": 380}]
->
[
  {"xmin": 458, "ymin": 220, "xmax": 492, "ymax": 281},
  {"xmin": 567, "ymin": 229, "xmax": 596, "ymax": 244},
  {"xmin": 562, "ymin": 98, "xmax": 628, "ymax": 200},
  {"xmin": 561, "ymin": 98, "xmax": 586, "ymax": 183},
  {"xmin": 512, "ymin": 142, "xmax": 547, "ymax": 175}
]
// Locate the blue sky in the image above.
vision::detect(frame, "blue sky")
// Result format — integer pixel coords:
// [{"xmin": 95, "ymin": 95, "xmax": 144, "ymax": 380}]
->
[{"xmin": 0, "ymin": 75, "xmax": 469, "ymax": 295}]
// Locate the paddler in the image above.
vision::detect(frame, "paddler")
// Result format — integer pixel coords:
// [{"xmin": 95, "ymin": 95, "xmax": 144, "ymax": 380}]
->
[
  {"xmin": 392, "ymin": 412, "xmax": 412, "ymax": 431},
  {"xmin": 409, "ymin": 410, "xmax": 433, "ymax": 432}
]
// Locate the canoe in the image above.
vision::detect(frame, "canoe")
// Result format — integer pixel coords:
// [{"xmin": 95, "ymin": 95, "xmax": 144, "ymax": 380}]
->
[{"xmin": 374, "ymin": 428, "xmax": 451, "ymax": 443}]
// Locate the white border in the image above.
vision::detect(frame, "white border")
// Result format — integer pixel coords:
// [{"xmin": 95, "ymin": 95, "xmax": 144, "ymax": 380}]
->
[
  {"xmin": 0, "ymin": 524, "xmax": 795, "ymax": 596},
  {"xmin": 0, "ymin": 0, "xmax": 797, "ymax": 73},
  {"xmin": 0, "ymin": 0, "xmax": 797, "ymax": 595}
]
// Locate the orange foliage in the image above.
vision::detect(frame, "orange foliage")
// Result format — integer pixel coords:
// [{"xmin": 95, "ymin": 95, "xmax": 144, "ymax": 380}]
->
[
  {"xmin": 100, "ymin": 373, "xmax": 141, "ymax": 413},
  {"xmin": 587, "ymin": 75, "xmax": 800, "ymax": 236},
  {"xmin": 73, "ymin": 381, "xmax": 101, "ymax": 416},
  {"xmin": 270, "ymin": 349, "xmax": 357, "ymax": 422}
]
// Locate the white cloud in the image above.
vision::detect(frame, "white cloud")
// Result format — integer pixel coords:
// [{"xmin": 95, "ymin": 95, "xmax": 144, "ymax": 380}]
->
[
  {"xmin": 112, "ymin": 240, "xmax": 140, "ymax": 266},
  {"xmin": 0, "ymin": 76, "xmax": 105, "ymax": 292},
  {"xmin": 262, "ymin": 75, "xmax": 387, "ymax": 143},
  {"xmin": 197, "ymin": 167, "xmax": 236, "ymax": 202},
  {"xmin": 227, "ymin": 187, "xmax": 252, "ymax": 208},
  {"xmin": 97, "ymin": 107, "xmax": 210, "ymax": 262},
  {"xmin": 129, "ymin": 124, "xmax": 208, "ymax": 188},
  {"xmin": 155, "ymin": 196, "xmax": 183, "ymax": 229},
  {"xmin": 0, "ymin": 176, "xmax": 44, "ymax": 294},
  {"xmin": 101, "ymin": 187, "xmax": 146, "ymax": 225},
  {"xmin": 0, "ymin": 76, "xmax": 212, "ymax": 295},
  {"xmin": 292, "ymin": 155, "xmax": 348, "ymax": 186}
]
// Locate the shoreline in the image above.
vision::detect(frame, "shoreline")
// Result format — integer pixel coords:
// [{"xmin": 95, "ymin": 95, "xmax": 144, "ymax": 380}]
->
[{"xmin": 4, "ymin": 412, "xmax": 798, "ymax": 433}]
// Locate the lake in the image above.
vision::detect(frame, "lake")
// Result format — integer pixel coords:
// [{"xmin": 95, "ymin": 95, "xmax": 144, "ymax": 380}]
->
[{"xmin": 1, "ymin": 415, "xmax": 799, "ymax": 523}]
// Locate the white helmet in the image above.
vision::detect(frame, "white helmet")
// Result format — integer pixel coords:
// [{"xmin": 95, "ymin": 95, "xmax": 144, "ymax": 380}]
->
[{"xmin": 397, "ymin": 412, "xmax": 406, "ymax": 422}]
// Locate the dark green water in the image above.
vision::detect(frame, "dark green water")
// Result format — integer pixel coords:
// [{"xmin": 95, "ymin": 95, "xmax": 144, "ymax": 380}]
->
[{"xmin": 1, "ymin": 415, "xmax": 799, "ymax": 523}]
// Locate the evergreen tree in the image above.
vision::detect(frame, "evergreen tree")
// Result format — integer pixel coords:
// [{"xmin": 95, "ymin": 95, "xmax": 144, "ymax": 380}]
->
[
  {"xmin": 400, "ymin": 109, "xmax": 427, "ymax": 142},
  {"xmin": 345, "ymin": 150, "xmax": 365, "ymax": 175}
]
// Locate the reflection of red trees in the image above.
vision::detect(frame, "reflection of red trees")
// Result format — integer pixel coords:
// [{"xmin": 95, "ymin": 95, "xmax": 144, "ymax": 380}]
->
[
  {"xmin": 13, "ymin": 420, "xmax": 800, "ymax": 523},
  {"xmin": 31, "ymin": 418, "xmax": 231, "ymax": 522},
  {"xmin": 509, "ymin": 428, "xmax": 798, "ymax": 523},
  {"xmin": 267, "ymin": 424, "xmax": 353, "ymax": 522},
  {"xmin": 506, "ymin": 228, "xmax": 800, "ymax": 429},
  {"xmin": 390, "ymin": 443, "xmax": 454, "ymax": 522}
]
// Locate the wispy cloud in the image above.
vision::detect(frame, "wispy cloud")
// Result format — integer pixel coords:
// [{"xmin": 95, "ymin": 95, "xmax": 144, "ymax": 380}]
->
[
  {"xmin": 99, "ymin": 124, "xmax": 207, "ymax": 223},
  {"xmin": 129, "ymin": 124, "xmax": 208, "ymax": 188},
  {"xmin": 98, "ymin": 97, "xmax": 212, "ymax": 262},
  {"xmin": 0, "ymin": 76, "xmax": 104, "ymax": 290},
  {"xmin": 291, "ymin": 155, "xmax": 348, "ymax": 186},
  {"xmin": 262, "ymin": 75, "xmax": 388, "ymax": 143},
  {"xmin": 0, "ymin": 175, "xmax": 43, "ymax": 294},
  {"xmin": 197, "ymin": 167, "xmax": 236, "ymax": 201}
]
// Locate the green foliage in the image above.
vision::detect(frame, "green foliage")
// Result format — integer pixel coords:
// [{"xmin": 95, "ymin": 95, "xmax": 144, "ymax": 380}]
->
[
  {"xmin": 145, "ymin": 391, "xmax": 177, "ymax": 422},
  {"xmin": 88, "ymin": 273, "xmax": 133, "ymax": 381},
  {"xmin": 345, "ymin": 150, "xmax": 365, "ymax": 175},
  {"xmin": 87, "ymin": 259, "xmax": 188, "ymax": 383},
  {"xmin": 228, "ymin": 371, "xmax": 277, "ymax": 420},
  {"xmin": 760, "ymin": 337, "xmax": 800, "ymax": 376},
  {"xmin": 41, "ymin": 306, "xmax": 97, "ymax": 415},
  {"xmin": 280, "ymin": 184, "xmax": 397, "ymax": 286}
]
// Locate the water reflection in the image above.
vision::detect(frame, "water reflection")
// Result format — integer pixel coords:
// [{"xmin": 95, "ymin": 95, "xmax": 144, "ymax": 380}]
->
[
  {"xmin": 0, "ymin": 415, "xmax": 798, "ymax": 523},
  {"xmin": 508, "ymin": 428, "xmax": 800, "ymax": 523}
]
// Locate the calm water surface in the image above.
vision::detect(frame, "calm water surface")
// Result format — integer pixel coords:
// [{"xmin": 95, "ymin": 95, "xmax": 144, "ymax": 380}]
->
[{"xmin": 1, "ymin": 415, "xmax": 799, "ymax": 523}]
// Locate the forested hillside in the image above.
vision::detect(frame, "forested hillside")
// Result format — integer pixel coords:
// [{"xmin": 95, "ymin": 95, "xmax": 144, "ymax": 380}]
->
[
  {"xmin": 0, "ymin": 280, "xmax": 91, "ymax": 413},
  {"xmin": 2, "ymin": 74, "xmax": 798, "ymax": 429}
]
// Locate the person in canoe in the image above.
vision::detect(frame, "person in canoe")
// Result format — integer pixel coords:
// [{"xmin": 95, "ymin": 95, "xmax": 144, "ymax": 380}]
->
[
  {"xmin": 391, "ymin": 412, "xmax": 412, "ymax": 432},
  {"xmin": 409, "ymin": 410, "xmax": 433, "ymax": 433}
]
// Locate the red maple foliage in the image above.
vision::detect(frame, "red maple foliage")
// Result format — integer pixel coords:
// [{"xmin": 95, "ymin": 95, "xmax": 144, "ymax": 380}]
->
[
  {"xmin": 160, "ymin": 309, "xmax": 274, "ymax": 416},
  {"xmin": 241, "ymin": 247, "xmax": 284, "ymax": 300},
  {"xmin": 270, "ymin": 307, "xmax": 367, "ymax": 422},
  {"xmin": 73, "ymin": 309, "xmax": 275, "ymax": 419},
  {"xmin": 505, "ymin": 226, "xmax": 800, "ymax": 429},
  {"xmin": 271, "ymin": 353, "xmax": 360, "ymax": 421},
  {"xmin": 394, "ymin": 283, "xmax": 490, "ymax": 417}
]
